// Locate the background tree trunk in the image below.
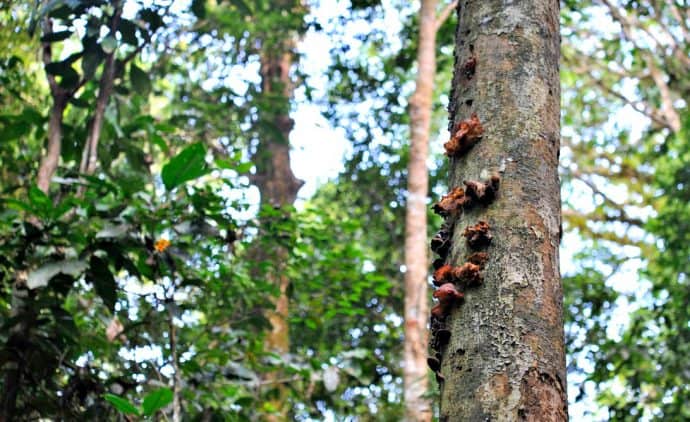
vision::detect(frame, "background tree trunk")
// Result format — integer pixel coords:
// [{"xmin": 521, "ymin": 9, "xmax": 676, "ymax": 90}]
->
[
  {"xmin": 403, "ymin": 0, "xmax": 438, "ymax": 420},
  {"xmin": 437, "ymin": 1, "xmax": 566, "ymax": 420},
  {"xmin": 252, "ymin": 43, "xmax": 303, "ymax": 419}
]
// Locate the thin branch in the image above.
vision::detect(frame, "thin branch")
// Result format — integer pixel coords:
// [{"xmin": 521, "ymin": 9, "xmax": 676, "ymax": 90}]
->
[
  {"xmin": 435, "ymin": 0, "xmax": 458, "ymax": 30},
  {"xmin": 599, "ymin": 0, "xmax": 682, "ymax": 132}
]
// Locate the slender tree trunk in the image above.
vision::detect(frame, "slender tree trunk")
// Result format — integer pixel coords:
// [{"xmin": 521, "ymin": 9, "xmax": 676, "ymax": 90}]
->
[
  {"xmin": 168, "ymin": 308, "xmax": 182, "ymax": 422},
  {"xmin": 435, "ymin": 1, "xmax": 566, "ymax": 420},
  {"xmin": 403, "ymin": 0, "xmax": 438, "ymax": 420},
  {"xmin": 79, "ymin": 0, "xmax": 121, "ymax": 181},
  {"xmin": 37, "ymin": 96, "xmax": 66, "ymax": 193},
  {"xmin": 79, "ymin": 47, "xmax": 116, "ymax": 177},
  {"xmin": 252, "ymin": 44, "xmax": 303, "ymax": 420}
]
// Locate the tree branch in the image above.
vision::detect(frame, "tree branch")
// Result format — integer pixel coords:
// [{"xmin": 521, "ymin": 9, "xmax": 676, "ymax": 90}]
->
[{"xmin": 435, "ymin": 0, "xmax": 458, "ymax": 30}]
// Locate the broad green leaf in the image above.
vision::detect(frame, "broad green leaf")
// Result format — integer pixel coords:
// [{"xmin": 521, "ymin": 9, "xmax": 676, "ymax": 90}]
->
[
  {"xmin": 40, "ymin": 30, "xmax": 72, "ymax": 43},
  {"xmin": 104, "ymin": 394, "xmax": 140, "ymax": 415},
  {"xmin": 161, "ymin": 143, "xmax": 210, "ymax": 190},
  {"xmin": 101, "ymin": 35, "xmax": 117, "ymax": 54},
  {"xmin": 28, "ymin": 185, "xmax": 52, "ymax": 216},
  {"xmin": 142, "ymin": 388, "xmax": 173, "ymax": 416},
  {"xmin": 129, "ymin": 64, "xmax": 151, "ymax": 95},
  {"xmin": 191, "ymin": 0, "xmax": 206, "ymax": 19},
  {"xmin": 86, "ymin": 256, "xmax": 117, "ymax": 311},
  {"xmin": 229, "ymin": 0, "xmax": 252, "ymax": 15},
  {"xmin": 27, "ymin": 260, "xmax": 88, "ymax": 289},
  {"xmin": 118, "ymin": 19, "xmax": 139, "ymax": 45}
]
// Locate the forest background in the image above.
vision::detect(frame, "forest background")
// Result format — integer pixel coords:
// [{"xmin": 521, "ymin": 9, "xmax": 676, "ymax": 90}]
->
[{"xmin": 0, "ymin": 0, "xmax": 688, "ymax": 420}]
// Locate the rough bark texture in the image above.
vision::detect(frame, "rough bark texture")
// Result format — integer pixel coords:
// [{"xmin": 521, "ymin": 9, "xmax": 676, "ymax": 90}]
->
[
  {"xmin": 403, "ymin": 0, "xmax": 438, "ymax": 420},
  {"xmin": 438, "ymin": 0, "xmax": 566, "ymax": 420},
  {"xmin": 253, "ymin": 44, "xmax": 303, "ymax": 420}
]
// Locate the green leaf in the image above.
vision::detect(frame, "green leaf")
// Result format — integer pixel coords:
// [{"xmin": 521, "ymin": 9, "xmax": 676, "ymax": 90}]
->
[
  {"xmin": 81, "ymin": 37, "xmax": 104, "ymax": 79},
  {"xmin": 229, "ymin": 0, "xmax": 252, "ymax": 15},
  {"xmin": 191, "ymin": 0, "xmax": 206, "ymax": 19},
  {"xmin": 101, "ymin": 35, "xmax": 117, "ymax": 54},
  {"xmin": 118, "ymin": 19, "xmax": 139, "ymax": 45},
  {"xmin": 27, "ymin": 260, "xmax": 88, "ymax": 289},
  {"xmin": 142, "ymin": 388, "xmax": 173, "ymax": 416},
  {"xmin": 28, "ymin": 185, "xmax": 52, "ymax": 216},
  {"xmin": 161, "ymin": 143, "xmax": 210, "ymax": 190},
  {"xmin": 40, "ymin": 30, "xmax": 72, "ymax": 43},
  {"xmin": 104, "ymin": 394, "xmax": 140, "ymax": 415},
  {"xmin": 129, "ymin": 63, "xmax": 151, "ymax": 95},
  {"xmin": 86, "ymin": 256, "xmax": 117, "ymax": 312}
]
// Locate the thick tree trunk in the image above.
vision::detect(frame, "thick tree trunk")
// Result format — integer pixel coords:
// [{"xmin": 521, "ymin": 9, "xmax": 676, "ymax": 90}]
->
[
  {"xmin": 403, "ymin": 0, "xmax": 437, "ymax": 420},
  {"xmin": 435, "ymin": 1, "xmax": 566, "ymax": 420},
  {"xmin": 253, "ymin": 45, "xmax": 303, "ymax": 420}
]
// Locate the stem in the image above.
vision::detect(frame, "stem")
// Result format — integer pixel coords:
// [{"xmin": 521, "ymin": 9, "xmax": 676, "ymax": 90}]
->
[{"xmin": 168, "ymin": 306, "xmax": 181, "ymax": 422}]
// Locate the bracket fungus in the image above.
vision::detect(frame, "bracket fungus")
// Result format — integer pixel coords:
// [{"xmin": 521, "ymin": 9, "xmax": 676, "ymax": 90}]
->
[
  {"xmin": 433, "ymin": 187, "xmax": 470, "ymax": 217},
  {"xmin": 463, "ymin": 174, "xmax": 500, "ymax": 205},
  {"xmin": 463, "ymin": 220, "xmax": 492, "ymax": 249},
  {"xmin": 444, "ymin": 113, "xmax": 484, "ymax": 157}
]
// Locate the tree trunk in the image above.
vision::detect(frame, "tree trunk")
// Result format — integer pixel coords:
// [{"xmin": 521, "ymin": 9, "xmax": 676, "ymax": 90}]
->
[
  {"xmin": 434, "ymin": 1, "xmax": 566, "ymax": 420},
  {"xmin": 37, "ymin": 96, "xmax": 66, "ymax": 193},
  {"xmin": 252, "ymin": 44, "xmax": 303, "ymax": 420},
  {"xmin": 403, "ymin": 0, "xmax": 438, "ymax": 420}
]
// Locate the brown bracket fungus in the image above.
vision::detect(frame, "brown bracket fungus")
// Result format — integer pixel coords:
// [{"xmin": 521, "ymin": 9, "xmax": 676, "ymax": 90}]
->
[
  {"xmin": 467, "ymin": 251, "xmax": 489, "ymax": 268},
  {"xmin": 432, "ymin": 187, "xmax": 470, "ymax": 217},
  {"xmin": 452, "ymin": 262, "xmax": 483, "ymax": 287},
  {"xmin": 431, "ymin": 283, "xmax": 464, "ymax": 318},
  {"xmin": 463, "ymin": 220, "xmax": 492, "ymax": 249},
  {"xmin": 433, "ymin": 264, "xmax": 456, "ymax": 287},
  {"xmin": 444, "ymin": 113, "xmax": 484, "ymax": 157},
  {"xmin": 463, "ymin": 174, "xmax": 500, "ymax": 205},
  {"xmin": 430, "ymin": 227, "xmax": 452, "ymax": 258}
]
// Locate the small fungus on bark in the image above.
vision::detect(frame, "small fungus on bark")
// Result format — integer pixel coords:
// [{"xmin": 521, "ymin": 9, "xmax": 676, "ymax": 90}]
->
[
  {"xmin": 468, "ymin": 251, "xmax": 489, "ymax": 268},
  {"xmin": 444, "ymin": 113, "xmax": 484, "ymax": 157},
  {"xmin": 463, "ymin": 56, "xmax": 477, "ymax": 80},
  {"xmin": 430, "ymin": 228, "xmax": 451, "ymax": 257},
  {"xmin": 435, "ymin": 328, "xmax": 451, "ymax": 346},
  {"xmin": 433, "ymin": 264, "xmax": 456, "ymax": 287},
  {"xmin": 433, "ymin": 187, "xmax": 470, "ymax": 217},
  {"xmin": 452, "ymin": 262, "xmax": 482, "ymax": 287},
  {"xmin": 463, "ymin": 220, "xmax": 492, "ymax": 249},
  {"xmin": 463, "ymin": 174, "xmax": 500, "ymax": 205},
  {"xmin": 432, "ymin": 283, "xmax": 464, "ymax": 317},
  {"xmin": 427, "ymin": 356, "xmax": 441, "ymax": 372},
  {"xmin": 434, "ymin": 282, "xmax": 464, "ymax": 303}
]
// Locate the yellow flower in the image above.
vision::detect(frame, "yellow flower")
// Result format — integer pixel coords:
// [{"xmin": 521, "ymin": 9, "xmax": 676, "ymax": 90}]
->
[{"xmin": 154, "ymin": 238, "xmax": 171, "ymax": 252}]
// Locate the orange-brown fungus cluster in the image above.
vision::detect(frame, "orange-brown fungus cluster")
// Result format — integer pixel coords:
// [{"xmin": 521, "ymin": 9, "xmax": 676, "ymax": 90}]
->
[
  {"xmin": 432, "ymin": 187, "xmax": 469, "ymax": 217},
  {"xmin": 443, "ymin": 113, "xmax": 484, "ymax": 157},
  {"xmin": 463, "ymin": 220, "xmax": 492, "ymax": 249},
  {"xmin": 452, "ymin": 262, "xmax": 483, "ymax": 287},
  {"xmin": 464, "ymin": 174, "xmax": 500, "ymax": 205},
  {"xmin": 433, "ymin": 265, "xmax": 456, "ymax": 286},
  {"xmin": 468, "ymin": 252, "xmax": 489, "ymax": 267},
  {"xmin": 431, "ymin": 283, "xmax": 464, "ymax": 318}
]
